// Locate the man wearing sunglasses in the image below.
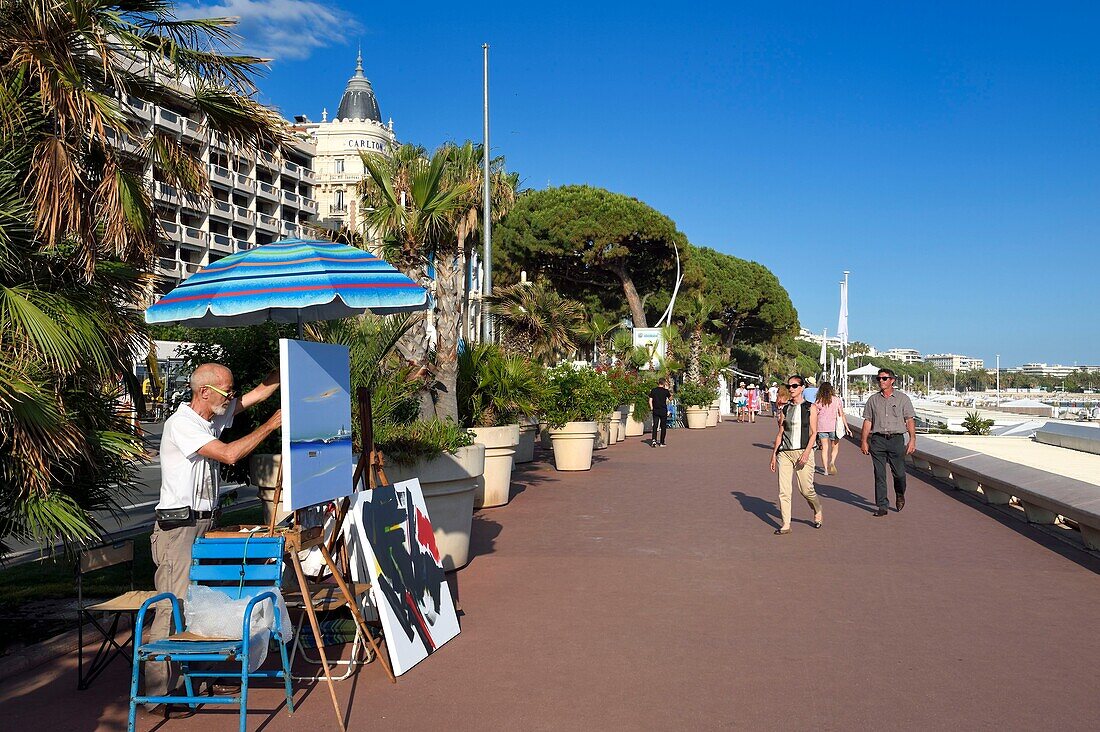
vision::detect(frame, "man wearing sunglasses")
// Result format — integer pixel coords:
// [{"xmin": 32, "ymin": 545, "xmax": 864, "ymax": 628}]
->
[
  {"xmin": 144, "ymin": 362, "xmax": 281, "ymax": 712},
  {"xmin": 860, "ymin": 367, "xmax": 916, "ymax": 516}
]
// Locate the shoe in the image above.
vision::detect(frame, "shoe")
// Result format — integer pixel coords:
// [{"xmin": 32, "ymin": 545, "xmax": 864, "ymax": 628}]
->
[
  {"xmin": 896, "ymin": 495, "xmax": 905, "ymax": 512},
  {"xmin": 872, "ymin": 508, "xmax": 888, "ymax": 517},
  {"xmin": 812, "ymin": 520, "xmax": 822, "ymax": 529},
  {"xmin": 140, "ymin": 704, "xmax": 195, "ymax": 720},
  {"xmin": 828, "ymin": 465, "xmax": 837, "ymax": 475},
  {"xmin": 658, "ymin": 442, "xmax": 667, "ymax": 447},
  {"xmin": 651, "ymin": 441, "xmax": 658, "ymax": 448},
  {"xmin": 773, "ymin": 527, "xmax": 791, "ymax": 535},
  {"xmin": 211, "ymin": 682, "xmax": 241, "ymax": 696}
]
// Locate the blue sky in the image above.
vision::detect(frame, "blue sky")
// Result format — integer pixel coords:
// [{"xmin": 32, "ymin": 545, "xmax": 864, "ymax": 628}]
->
[{"xmin": 185, "ymin": 1, "xmax": 1099, "ymax": 366}]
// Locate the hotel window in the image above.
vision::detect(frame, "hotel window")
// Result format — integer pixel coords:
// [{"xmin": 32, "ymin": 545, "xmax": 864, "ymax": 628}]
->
[{"xmin": 334, "ymin": 158, "xmax": 345, "ymax": 174}]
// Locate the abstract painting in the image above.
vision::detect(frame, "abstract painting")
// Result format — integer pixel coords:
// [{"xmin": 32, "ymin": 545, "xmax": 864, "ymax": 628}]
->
[
  {"xmin": 346, "ymin": 479, "xmax": 461, "ymax": 675},
  {"xmin": 279, "ymin": 338, "xmax": 354, "ymax": 511}
]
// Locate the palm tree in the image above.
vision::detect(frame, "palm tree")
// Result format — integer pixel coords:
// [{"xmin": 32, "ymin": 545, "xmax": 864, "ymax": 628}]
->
[
  {"xmin": 676, "ymin": 293, "xmax": 724, "ymax": 382},
  {"xmin": 485, "ymin": 282, "xmax": 584, "ymax": 364},
  {"xmin": 0, "ymin": 1, "xmax": 289, "ymax": 554},
  {"xmin": 580, "ymin": 312, "xmax": 620, "ymax": 365},
  {"xmin": 359, "ymin": 142, "xmax": 518, "ymax": 422}
]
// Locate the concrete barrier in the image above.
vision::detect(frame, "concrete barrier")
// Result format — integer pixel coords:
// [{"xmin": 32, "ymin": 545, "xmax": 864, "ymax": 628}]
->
[{"xmin": 1034, "ymin": 422, "xmax": 1100, "ymax": 456}]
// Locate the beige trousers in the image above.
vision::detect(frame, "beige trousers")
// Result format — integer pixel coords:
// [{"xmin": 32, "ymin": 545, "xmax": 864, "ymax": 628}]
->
[
  {"xmin": 776, "ymin": 450, "xmax": 821, "ymax": 528},
  {"xmin": 144, "ymin": 518, "xmax": 213, "ymax": 697}
]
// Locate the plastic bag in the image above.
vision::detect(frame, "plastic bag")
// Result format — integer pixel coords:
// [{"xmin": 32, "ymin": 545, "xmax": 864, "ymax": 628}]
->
[{"xmin": 186, "ymin": 584, "xmax": 293, "ymax": 671}]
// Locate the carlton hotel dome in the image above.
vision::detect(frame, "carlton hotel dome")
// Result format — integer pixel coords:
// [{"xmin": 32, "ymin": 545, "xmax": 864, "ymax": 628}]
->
[{"xmin": 300, "ymin": 52, "xmax": 396, "ymax": 231}]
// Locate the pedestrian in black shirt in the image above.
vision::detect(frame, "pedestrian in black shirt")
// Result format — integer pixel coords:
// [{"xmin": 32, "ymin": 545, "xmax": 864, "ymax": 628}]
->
[{"xmin": 648, "ymin": 377, "xmax": 672, "ymax": 447}]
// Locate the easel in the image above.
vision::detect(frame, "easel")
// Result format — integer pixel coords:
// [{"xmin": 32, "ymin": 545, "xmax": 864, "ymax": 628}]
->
[{"xmin": 206, "ymin": 387, "xmax": 395, "ymax": 731}]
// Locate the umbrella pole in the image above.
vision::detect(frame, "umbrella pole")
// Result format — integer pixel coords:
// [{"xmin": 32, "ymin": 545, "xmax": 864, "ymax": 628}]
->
[{"xmin": 297, "ymin": 312, "xmax": 304, "ymax": 340}]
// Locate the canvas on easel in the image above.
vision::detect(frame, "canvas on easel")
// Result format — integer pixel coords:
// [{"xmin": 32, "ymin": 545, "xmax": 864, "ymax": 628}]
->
[
  {"xmin": 346, "ymin": 479, "xmax": 460, "ymax": 675},
  {"xmin": 279, "ymin": 338, "xmax": 355, "ymax": 511}
]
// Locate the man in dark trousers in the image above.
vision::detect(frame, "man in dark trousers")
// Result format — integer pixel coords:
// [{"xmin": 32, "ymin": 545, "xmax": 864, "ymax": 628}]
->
[
  {"xmin": 860, "ymin": 367, "xmax": 916, "ymax": 516},
  {"xmin": 648, "ymin": 376, "xmax": 672, "ymax": 447}
]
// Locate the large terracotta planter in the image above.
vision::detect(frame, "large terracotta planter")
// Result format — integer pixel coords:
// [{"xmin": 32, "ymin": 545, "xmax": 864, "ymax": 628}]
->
[
  {"xmin": 595, "ymin": 417, "xmax": 611, "ymax": 450},
  {"xmin": 707, "ymin": 402, "xmax": 719, "ymax": 427},
  {"xmin": 549, "ymin": 421, "xmax": 598, "ymax": 471},
  {"xmin": 685, "ymin": 406, "xmax": 709, "ymax": 429},
  {"xmin": 515, "ymin": 416, "xmax": 539, "ymax": 464},
  {"xmin": 383, "ymin": 444, "xmax": 485, "ymax": 571},
  {"xmin": 469, "ymin": 424, "xmax": 519, "ymax": 509},
  {"xmin": 625, "ymin": 405, "xmax": 647, "ymax": 437}
]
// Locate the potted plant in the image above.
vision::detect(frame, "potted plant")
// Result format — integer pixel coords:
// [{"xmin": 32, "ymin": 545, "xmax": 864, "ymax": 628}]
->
[
  {"xmin": 540, "ymin": 366, "xmax": 617, "ymax": 471},
  {"xmin": 625, "ymin": 376, "xmax": 657, "ymax": 437},
  {"xmin": 678, "ymin": 381, "xmax": 717, "ymax": 430},
  {"xmin": 458, "ymin": 344, "xmax": 543, "ymax": 508},
  {"xmin": 377, "ymin": 419, "xmax": 482, "ymax": 571}
]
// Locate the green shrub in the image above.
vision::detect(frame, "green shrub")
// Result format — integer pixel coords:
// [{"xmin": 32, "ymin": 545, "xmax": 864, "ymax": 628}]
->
[
  {"xmin": 632, "ymin": 376, "xmax": 659, "ymax": 420},
  {"xmin": 677, "ymin": 381, "xmax": 718, "ymax": 408},
  {"xmin": 962, "ymin": 411, "xmax": 994, "ymax": 436},
  {"xmin": 375, "ymin": 419, "xmax": 474, "ymax": 466},
  {"xmin": 458, "ymin": 343, "xmax": 545, "ymax": 427},
  {"xmin": 539, "ymin": 366, "xmax": 618, "ymax": 428}
]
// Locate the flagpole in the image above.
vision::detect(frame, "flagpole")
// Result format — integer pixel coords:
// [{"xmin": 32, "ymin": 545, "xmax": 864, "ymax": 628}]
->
[{"xmin": 480, "ymin": 43, "xmax": 493, "ymax": 342}]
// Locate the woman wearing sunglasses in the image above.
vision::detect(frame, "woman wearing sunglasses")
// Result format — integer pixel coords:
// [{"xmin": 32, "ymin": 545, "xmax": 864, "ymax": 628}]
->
[{"xmin": 768, "ymin": 375, "xmax": 823, "ymax": 534}]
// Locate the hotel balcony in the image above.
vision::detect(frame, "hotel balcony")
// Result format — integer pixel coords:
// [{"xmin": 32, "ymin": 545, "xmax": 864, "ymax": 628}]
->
[
  {"xmin": 280, "ymin": 220, "xmax": 298, "ymax": 238},
  {"xmin": 154, "ymin": 108, "xmax": 183, "ymax": 134},
  {"xmin": 257, "ymin": 150, "xmax": 279, "ymax": 171},
  {"xmin": 256, "ymin": 181, "xmax": 280, "ymax": 202},
  {"xmin": 182, "ymin": 227, "xmax": 206, "ymax": 247},
  {"xmin": 301, "ymin": 198, "xmax": 318, "ymax": 215},
  {"xmin": 157, "ymin": 219, "xmax": 181, "ymax": 242},
  {"xmin": 282, "ymin": 160, "xmax": 300, "ymax": 178},
  {"xmin": 209, "ymin": 232, "xmax": 233, "ymax": 254},
  {"xmin": 281, "ymin": 189, "xmax": 300, "ymax": 207},
  {"xmin": 210, "ymin": 165, "xmax": 233, "ymax": 186},
  {"xmin": 234, "ymin": 238, "xmax": 252, "ymax": 252},
  {"xmin": 155, "ymin": 182, "xmax": 180, "ymax": 205},
  {"xmin": 209, "ymin": 199, "xmax": 233, "ymax": 221},
  {"xmin": 234, "ymin": 206, "xmax": 256, "ymax": 224},
  {"xmin": 256, "ymin": 213, "xmax": 279, "ymax": 233},
  {"xmin": 104, "ymin": 128, "xmax": 142, "ymax": 156},
  {"xmin": 234, "ymin": 174, "xmax": 256, "ymax": 193},
  {"xmin": 300, "ymin": 167, "xmax": 317, "ymax": 185},
  {"xmin": 181, "ymin": 117, "xmax": 204, "ymax": 141},
  {"xmin": 211, "ymin": 132, "xmax": 229, "ymax": 151},
  {"xmin": 125, "ymin": 96, "xmax": 153, "ymax": 122},
  {"xmin": 157, "ymin": 257, "xmax": 181, "ymax": 278},
  {"xmin": 181, "ymin": 261, "xmax": 202, "ymax": 276}
]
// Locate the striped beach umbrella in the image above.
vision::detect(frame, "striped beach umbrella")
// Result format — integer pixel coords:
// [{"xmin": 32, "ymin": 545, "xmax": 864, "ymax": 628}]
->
[{"xmin": 145, "ymin": 238, "xmax": 428, "ymax": 327}]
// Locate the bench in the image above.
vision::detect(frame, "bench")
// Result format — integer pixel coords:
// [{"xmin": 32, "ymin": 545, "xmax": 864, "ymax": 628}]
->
[
  {"xmin": 908, "ymin": 438, "xmax": 1100, "ymax": 551},
  {"xmin": 1034, "ymin": 422, "xmax": 1100, "ymax": 456}
]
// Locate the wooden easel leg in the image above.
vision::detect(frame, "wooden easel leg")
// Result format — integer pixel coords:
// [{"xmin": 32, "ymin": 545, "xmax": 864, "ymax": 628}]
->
[
  {"xmin": 289, "ymin": 551, "xmax": 346, "ymax": 730},
  {"xmin": 317, "ymin": 544, "xmax": 396, "ymax": 684}
]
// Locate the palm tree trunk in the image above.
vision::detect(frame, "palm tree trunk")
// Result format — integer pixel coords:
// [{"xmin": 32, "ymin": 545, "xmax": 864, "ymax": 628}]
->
[
  {"xmin": 432, "ymin": 252, "xmax": 462, "ymax": 423},
  {"xmin": 688, "ymin": 326, "xmax": 703, "ymax": 383}
]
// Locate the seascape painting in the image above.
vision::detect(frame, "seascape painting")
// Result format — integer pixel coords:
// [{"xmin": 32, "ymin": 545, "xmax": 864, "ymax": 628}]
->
[
  {"xmin": 279, "ymin": 338, "xmax": 354, "ymax": 511},
  {"xmin": 345, "ymin": 479, "xmax": 461, "ymax": 675}
]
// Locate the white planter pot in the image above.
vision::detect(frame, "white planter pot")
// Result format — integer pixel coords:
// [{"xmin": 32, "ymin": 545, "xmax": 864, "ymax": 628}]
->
[
  {"xmin": 516, "ymin": 416, "xmax": 539, "ymax": 464},
  {"xmin": 707, "ymin": 402, "xmax": 719, "ymax": 427},
  {"xmin": 625, "ymin": 405, "xmax": 646, "ymax": 437},
  {"xmin": 469, "ymin": 424, "xmax": 519, "ymax": 509},
  {"xmin": 685, "ymin": 406, "xmax": 709, "ymax": 429},
  {"xmin": 383, "ymin": 444, "xmax": 485, "ymax": 571},
  {"xmin": 595, "ymin": 418, "xmax": 611, "ymax": 450},
  {"xmin": 612, "ymin": 409, "xmax": 626, "ymax": 443},
  {"xmin": 549, "ymin": 421, "xmax": 598, "ymax": 471},
  {"xmin": 605, "ymin": 411, "xmax": 620, "ymax": 444}
]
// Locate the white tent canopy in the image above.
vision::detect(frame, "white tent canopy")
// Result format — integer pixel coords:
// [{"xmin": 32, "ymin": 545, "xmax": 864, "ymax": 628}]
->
[{"xmin": 847, "ymin": 363, "xmax": 883, "ymax": 376}]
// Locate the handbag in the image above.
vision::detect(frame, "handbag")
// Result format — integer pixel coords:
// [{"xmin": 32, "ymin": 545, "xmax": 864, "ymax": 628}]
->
[{"xmin": 835, "ymin": 410, "xmax": 848, "ymax": 437}]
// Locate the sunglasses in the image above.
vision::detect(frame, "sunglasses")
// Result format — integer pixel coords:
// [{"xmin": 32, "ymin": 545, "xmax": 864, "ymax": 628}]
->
[
  {"xmin": 877, "ymin": 376, "xmax": 894, "ymax": 381},
  {"xmin": 204, "ymin": 384, "xmax": 235, "ymax": 398},
  {"xmin": 786, "ymin": 383, "xmax": 802, "ymax": 388}
]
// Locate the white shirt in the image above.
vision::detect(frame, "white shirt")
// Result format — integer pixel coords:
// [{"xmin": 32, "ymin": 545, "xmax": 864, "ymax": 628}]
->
[
  {"xmin": 768, "ymin": 386, "xmax": 779, "ymax": 402},
  {"xmin": 158, "ymin": 402, "xmax": 235, "ymax": 512}
]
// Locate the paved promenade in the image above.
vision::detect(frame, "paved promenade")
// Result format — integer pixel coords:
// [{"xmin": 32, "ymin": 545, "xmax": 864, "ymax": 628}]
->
[{"xmin": 3, "ymin": 420, "xmax": 1099, "ymax": 730}]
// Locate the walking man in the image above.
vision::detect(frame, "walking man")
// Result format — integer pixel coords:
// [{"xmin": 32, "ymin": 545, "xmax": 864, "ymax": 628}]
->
[
  {"xmin": 648, "ymin": 376, "xmax": 671, "ymax": 447},
  {"xmin": 860, "ymin": 367, "xmax": 916, "ymax": 516},
  {"xmin": 143, "ymin": 363, "xmax": 281, "ymax": 715}
]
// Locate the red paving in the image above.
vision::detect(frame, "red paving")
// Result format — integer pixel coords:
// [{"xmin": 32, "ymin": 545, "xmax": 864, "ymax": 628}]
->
[{"xmin": 4, "ymin": 420, "xmax": 1100, "ymax": 730}]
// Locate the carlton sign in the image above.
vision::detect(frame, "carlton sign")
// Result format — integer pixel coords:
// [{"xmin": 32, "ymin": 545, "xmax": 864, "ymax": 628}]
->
[{"xmin": 346, "ymin": 138, "xmax": 386, "ymax": 152}]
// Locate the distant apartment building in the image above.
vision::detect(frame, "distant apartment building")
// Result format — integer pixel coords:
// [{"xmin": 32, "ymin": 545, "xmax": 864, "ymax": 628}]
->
[
  {"xmin": 925, "ymin": 353, "xmax": 985, "ymax": 373},
  {"xmin": 1016, "ymin": 363, "xmax": 1084, "ymax": 378},
  {"xmin": 111, "ymin": 66, "xmax": 318, "ymax": 296},
  {"xmin": 797, "ymin": 328, "xmax": 846, "ymax": 350},
  {"xmin": 881, "ymin": 348, "xmax": 924, "ymax": 364},
  {"xmin": 293, "ymin": 53, "xmax": 397, "ymax": 233}
]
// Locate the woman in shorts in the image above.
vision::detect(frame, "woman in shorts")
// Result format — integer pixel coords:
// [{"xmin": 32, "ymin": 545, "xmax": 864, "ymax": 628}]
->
[{"xmin": 814, "ymin": 381, "xmax": 843, "ymax": 474}]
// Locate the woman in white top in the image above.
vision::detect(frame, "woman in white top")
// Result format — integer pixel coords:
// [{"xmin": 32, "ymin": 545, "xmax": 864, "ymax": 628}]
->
[{"xmin": 814, "ymin": 381, "xmax": 843, "ymax": 475}]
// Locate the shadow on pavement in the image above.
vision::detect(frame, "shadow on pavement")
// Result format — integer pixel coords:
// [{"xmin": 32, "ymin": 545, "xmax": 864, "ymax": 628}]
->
[
  {"xmin": 815, "ymin": 482, "xmax": 878, "ymax": 513},
  {"xmin": 730, "ymin": 491, "xmax": 781, "ymax": 529}
]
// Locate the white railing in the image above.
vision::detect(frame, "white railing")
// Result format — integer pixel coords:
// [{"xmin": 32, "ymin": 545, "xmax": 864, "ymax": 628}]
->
[
  {"xmin": 235, "ymin": 206, "xmax": 255, "ymax": 223},
  {"xmin": 210, "ymin": 165, "xmax": 232, "ymax": 185},
  {"xmin": 256, "ymin": 182, "xmax": 279, "ymax": 200},
  {"xmin": 182, "ymin": 227, "xmax": 206, "ymax": 246},
  {"xmin": 154, "ymin": 108, "xmax": 182, "ymax": 133},
  {"xmin": 235, "ymin": 174, "xmax": 255, "ymax": 192}
]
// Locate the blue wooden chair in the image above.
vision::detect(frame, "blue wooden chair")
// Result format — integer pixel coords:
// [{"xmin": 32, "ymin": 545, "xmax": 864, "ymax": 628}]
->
[{"xmin": 128, "ymin": 536, "xmax": 295, "ymax": 732}]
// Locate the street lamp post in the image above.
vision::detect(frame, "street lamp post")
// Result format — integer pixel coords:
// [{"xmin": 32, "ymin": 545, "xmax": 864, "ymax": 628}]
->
[
  {"xmin": 480, "ymin": 42, "xmax": 493, "ymax": 342},
  {"xmin": 996, "ymin": 354, "xmax": 1000, "ymax": 405}
]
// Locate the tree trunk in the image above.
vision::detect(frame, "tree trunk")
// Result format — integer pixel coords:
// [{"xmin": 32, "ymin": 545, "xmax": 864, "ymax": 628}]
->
[
  {"xmin": 688, "ymin": 326, "xmax": 702, "ymax": 383},
  {"xmin": 607, "ymin": 262, "xmax": 647, "ymax": 328},
  {"xmin": 394, "ymin": 264, "xmax": 436, "ymax": 420},
  {"xmin": 432, "ymin": 252, "xmax": 462, "ymax": 423}
]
